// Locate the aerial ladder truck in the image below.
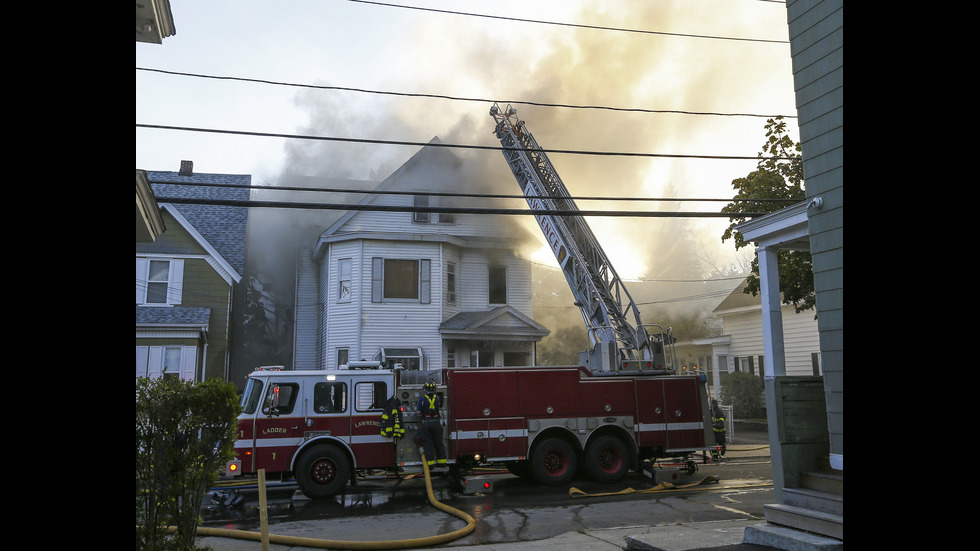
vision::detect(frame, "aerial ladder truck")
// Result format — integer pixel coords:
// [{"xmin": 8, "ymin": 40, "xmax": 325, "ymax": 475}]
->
[{"xmin": 489, "ymin": 103, "xmax": 676, "ymax": 375}]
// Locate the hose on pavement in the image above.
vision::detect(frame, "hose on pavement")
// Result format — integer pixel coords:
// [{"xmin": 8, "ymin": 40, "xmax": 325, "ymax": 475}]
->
[{"xmin": 189, "ymin": 453, "xmax": 476, "ymax": 549}]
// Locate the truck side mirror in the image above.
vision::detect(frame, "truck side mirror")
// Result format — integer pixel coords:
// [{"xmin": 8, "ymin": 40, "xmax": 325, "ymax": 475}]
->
[{"xmin": 262, "ymin": 384, "xmax": 281, "ymax": 416}]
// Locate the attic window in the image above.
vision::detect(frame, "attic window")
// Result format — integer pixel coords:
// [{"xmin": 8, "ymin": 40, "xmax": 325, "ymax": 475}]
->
[{"xmin": 413, "ymin": 195, "xmax": 429, "ymax": 223}]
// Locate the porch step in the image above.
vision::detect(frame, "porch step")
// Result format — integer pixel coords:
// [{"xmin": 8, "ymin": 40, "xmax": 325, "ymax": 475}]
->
[{"xmin": 764, "ymin": 502, "xmax": 843, "ymax": 540}]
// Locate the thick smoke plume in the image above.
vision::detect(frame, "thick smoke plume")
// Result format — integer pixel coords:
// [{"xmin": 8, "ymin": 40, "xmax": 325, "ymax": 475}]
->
[{"xmin": 244, "ymin": 0, "xmax": 793, "ymax": 367}]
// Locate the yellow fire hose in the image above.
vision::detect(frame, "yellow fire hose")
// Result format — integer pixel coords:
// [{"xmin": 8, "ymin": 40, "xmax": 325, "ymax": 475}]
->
[{"xmin": 189, "ymin": 453, "xmax": 476, "ymax": 549}]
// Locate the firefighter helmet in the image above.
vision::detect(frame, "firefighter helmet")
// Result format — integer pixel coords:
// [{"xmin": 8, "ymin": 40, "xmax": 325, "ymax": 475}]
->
[{"xmin": 424, "ymin": 379, "xmax": 437, "ymax": 394}]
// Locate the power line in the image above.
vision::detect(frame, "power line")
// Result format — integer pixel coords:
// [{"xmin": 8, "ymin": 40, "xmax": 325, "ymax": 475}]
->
[
  {"xmin": 149, "ymin": 178, "xmax": 801, "ymax": 205},
  {"xmin": 345, "ymin": 0, "xmax": 790, "ymax": 44},
  {"xmin": 154, "ymin": 196, "xmax": 775, "ymax": 218},
  {"xmin": 136, "ymin": 123, "xmax": 783, "ymax": 161},
  {"xmin": 136, "ymin": 67, "xmax": 794, "ymax": 120}
]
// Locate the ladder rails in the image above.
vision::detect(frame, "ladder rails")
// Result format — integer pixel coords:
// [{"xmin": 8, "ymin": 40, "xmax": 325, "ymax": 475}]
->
[{"xmin": 489, "ymin": 103, "xmax": 672, "ymax": 373}]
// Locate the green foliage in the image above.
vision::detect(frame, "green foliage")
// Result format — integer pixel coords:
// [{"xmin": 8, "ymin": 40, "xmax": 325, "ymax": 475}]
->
[
  {"xmin": 720, "ymin": 371, "xmax": 765, "ymax": 419},
  {"xmin": 721, "ymin": 117, "xmax": 815, "ymax": 314},
  {"xmin": 136, "ymin": 377, "xmax": 241, "ymax": 551}
]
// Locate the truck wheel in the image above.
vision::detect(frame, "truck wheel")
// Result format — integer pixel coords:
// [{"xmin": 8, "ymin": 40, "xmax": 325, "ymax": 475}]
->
[
  {"xmin": 295, "ymin": 444, "xmax": 350, "ymax": 499},
  {"xmin": 584, "ymin": 435, "xmax": 629, "ymax": 483},
  {"xmin": 530, "ymin": 438, "xmax": 577, "ymax": 486}
]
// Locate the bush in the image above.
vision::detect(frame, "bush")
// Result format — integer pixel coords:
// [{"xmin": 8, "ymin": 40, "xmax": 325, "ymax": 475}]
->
[
  {"xmin": 136, "ymin": 377, "xmax": 241, "ymax": 551},
  {"xmin": 720, "ymin": 371, "xmax": 765, "ymax": 419}
]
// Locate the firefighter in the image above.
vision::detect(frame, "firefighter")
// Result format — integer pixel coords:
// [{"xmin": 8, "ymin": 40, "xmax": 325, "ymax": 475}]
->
[
  {"xmin": 416, "ymin": 379, "xmax": 447, "ymax": 469},
  {"xmin": 711, "ymin": 398, "xmax": 727, "ymax": 459},
  {"xmin": 380, "ymin": 395, "xmax": 404, "ymax": 439}
]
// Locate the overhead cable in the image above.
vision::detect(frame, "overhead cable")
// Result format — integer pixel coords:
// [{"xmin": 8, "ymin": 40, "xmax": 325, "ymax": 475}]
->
[
  {"xmin": 136, "ymin": 124, "xmax": 784, "ymax": 161},
  {"xmin": 154, "ymin": 196, "xmax": 774, "ymax": 218},
  {"xmin": 149, "ymin": 178, "xmax": 801, "ymax": 204},
  {"xmin": 136, "ymin": 67, "xmax": 794, "ymax": 120},
  {"xmin": 344, "ymin": 0, "xmax": 790, "ymax": 44}
]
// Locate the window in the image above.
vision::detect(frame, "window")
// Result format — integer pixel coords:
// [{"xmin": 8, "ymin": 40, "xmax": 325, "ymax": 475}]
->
[
  {"xmin": 162, "ymin": 347, "xmax": 182, "ymax": 379},
  {"xmin": 355, "ymin": 381, "xmax": 388, "ymax": 412},
  {"xmin": 137, "ymin": 258, "xmax": 184, "ymax": 305},
  {"xmin": 447, "ymin": 345, "xmax": 456, "ymax": 368},
  {"xmin": 372, "ymin": 258, "xmax": 431, "ymax": 303},
  {"xmin": 489, "ymin": 266, "xmax": 507, "ymax": 304},
  {"xmin": 313, "ymin": 382, "xmax": 347, "ymax": 414},
  {"xmin": 379, "ymin": 347, "xmax": 423, "ymax": 370},
  {"xmin": 337, "ymin": 348, "xmax": 349, "ymax": 368},
  {"xmin": 385, "ymin": 259, "xmax": 418, "ymax": 299},
  {"xmin": 437, "ymin": 211, "xmax": 455, "ymax": 224},
  {"xmin": 263, "ymin": 383, "xmax": 299, "ymax": 415},
  {"xmin": 338, "ymin": 258, "xmax": 352, "ymax": 302},
  {"xmin": 471, "ymin": 349, "xmax": 494, "ymax": 367},
  {"xmin": 413, "ymin": 195, "xmax": 429, "ymax": 222},
  {"xmin": 240, "ymin": 378, "xmax": 265, "ymax": 414},
  {"xmin": 503, "ymin": 351, "xmax": 530, "ymax": 366},
  {"xmin": 446, "ymin": 262, "xmax": 456, "ymax": 304}
]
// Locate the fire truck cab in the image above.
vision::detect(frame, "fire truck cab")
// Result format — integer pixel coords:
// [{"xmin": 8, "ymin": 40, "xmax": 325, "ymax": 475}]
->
[{"xmin": 229, "ymin": 363, "xmax": 713, "ymax": 500}]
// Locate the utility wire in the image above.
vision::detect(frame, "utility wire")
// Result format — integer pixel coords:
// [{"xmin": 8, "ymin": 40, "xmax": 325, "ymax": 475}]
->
[
  {"xmin": 345, "ymin": 0, "xmax": 790, "ymax": 44},
  {"xmin": 148, "ymin": 178, "xmax": 801, "ymax": 205},
  {"xmin": 154, "ymin": 196, "xmax": 775, "ymax": 218},
  {"xmin": 136, "ymin": 123, "xmax": 784, "ymax": 161},
  {"xmin": 136, "ymin": 67, "xmax": 794, "ymax": 120}
]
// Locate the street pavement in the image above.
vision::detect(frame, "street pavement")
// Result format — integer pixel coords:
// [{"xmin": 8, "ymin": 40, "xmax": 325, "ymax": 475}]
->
[{"xmin": 192, "ymin": 444, "xmax": 820, "ymax": 551}]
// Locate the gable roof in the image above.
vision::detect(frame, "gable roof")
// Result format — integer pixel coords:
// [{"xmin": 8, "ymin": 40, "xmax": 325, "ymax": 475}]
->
[
  {"xmin": 440, "ymin": 305, "xmax": 550, "ymax": 341},
  {"xmin": 322, "ymin": 137, "xmax": 455, "ymax": 237},
  {"xmin": 145, "ymin": 164, "xmax": 250, "ymax": 277}
]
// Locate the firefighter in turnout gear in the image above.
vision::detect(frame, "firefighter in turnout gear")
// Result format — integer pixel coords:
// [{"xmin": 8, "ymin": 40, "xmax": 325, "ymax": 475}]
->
[
  {"xmin": 711, "ymin": 398, "xmax": 727, "ymax": 459},
  {"xmin": 380, "ymin": 395, "xmax": 404, "ymax": 438},
  {"xmin": 417, "ymin": 379, "xmax": 447, "ymax": 469}
]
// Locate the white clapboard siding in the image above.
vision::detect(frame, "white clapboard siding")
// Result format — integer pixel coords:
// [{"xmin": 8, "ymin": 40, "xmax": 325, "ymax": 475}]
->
[{"xmin": 293, "ymin": 244, "xmax": 319, "ymax": 369}]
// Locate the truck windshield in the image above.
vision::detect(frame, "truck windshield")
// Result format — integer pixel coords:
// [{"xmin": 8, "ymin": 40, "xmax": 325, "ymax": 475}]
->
[{"xmin": 240, "ymin": 378, "xmax": 264, "ymax": 414}]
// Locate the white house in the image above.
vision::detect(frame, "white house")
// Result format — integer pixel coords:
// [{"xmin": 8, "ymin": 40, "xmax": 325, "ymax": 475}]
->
[
  {"xmin": 292, "ymin": 140, "xmax": 550, "ymax": 381},
  {"xmin": 692, "ymin": 279, "xmax": 821, "ymax": 399}
]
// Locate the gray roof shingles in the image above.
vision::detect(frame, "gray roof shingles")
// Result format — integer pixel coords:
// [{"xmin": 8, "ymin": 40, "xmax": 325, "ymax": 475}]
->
[{"xmin": 146, "ymin": 169, "xmax": 250, "ymax": 276}]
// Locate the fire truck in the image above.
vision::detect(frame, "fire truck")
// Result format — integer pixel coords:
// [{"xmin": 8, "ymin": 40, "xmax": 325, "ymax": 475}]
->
[
  {"xmin": 225, "ymin": 105, "xmax": 714, "ymax": 499},
  {"xmin": 229, "ymin": 363, "xmax": 711, "ymax": 499}
]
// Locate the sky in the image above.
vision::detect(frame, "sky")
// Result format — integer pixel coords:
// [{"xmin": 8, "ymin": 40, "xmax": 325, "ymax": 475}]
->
[{"xmin": 136, "ymin": 0, "xmax": 799, "ymax": 312}]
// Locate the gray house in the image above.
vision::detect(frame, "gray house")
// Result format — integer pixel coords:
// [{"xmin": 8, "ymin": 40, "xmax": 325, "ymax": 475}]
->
[
  {"xmin": 292, "ymin": 141, "xmax": 549, "ymax": 379},
  {"xmin": 136, "ymin": 161, "xmax": 249, "ymax": 382},
  {"xmin": 735, "ymin": 0, "xmax": 843, "ymax": 546}
]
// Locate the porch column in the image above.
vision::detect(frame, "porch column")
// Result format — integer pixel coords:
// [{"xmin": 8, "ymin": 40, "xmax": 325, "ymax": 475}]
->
[{"xmin": 756, "ymin": 245, "xmax": 786, "ymax": 378}]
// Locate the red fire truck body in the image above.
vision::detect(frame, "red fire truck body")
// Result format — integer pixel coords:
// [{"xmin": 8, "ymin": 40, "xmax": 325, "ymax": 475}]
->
[{"xmin": 229, "ymin": 364, "xmax": 712, "ymax": 499}]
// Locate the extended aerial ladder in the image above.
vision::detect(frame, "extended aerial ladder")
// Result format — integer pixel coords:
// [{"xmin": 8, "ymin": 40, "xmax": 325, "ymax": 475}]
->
[{"xmin": 489, "ymin": 103, "xmax": 676, "ymax": 374}]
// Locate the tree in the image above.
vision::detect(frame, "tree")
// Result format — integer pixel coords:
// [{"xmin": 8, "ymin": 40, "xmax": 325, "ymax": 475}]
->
[
  {"xmin": 721, "ymin": 117, "xmax": 815, "ymax": 314},
  {"xmin": 136, "ymin": 377, "xmax": 240, "ymax": 551}
]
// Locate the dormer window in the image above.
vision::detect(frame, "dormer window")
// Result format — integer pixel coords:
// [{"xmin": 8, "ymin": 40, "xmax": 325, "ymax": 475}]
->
[{"xmin": 413, "ymin": 195, "xmax": 429, "ymax": 223}]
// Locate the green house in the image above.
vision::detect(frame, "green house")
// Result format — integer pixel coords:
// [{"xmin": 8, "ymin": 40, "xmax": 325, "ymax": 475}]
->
[{"xmin": 136, "ymin": 161, "xmax": 249, "ymax": 382}]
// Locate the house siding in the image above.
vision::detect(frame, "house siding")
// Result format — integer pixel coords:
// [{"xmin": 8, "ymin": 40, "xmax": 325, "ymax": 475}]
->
[
  {"xmin": 357, "ymin": 240, "xmax": 444, "ymax": 369},
  {"xmin": 720, "ymin": 305, "xmax": 819, "ymax": 378},
  {"xmin": 293, "ymin": 244, "xmax": 319, "ymax": 369},
  {"xmin": 787, "ymin": 0, "xmax": 843, "ymax": 459},
  {"xmin": 136, "ymin": 210, "xmax": 233, "ymax": 381}
]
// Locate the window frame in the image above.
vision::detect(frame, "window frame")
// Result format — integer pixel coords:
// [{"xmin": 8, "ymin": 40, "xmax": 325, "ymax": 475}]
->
[{"xmin": 488, "ymin": 265, "xmax": 507, "ymax": 305}]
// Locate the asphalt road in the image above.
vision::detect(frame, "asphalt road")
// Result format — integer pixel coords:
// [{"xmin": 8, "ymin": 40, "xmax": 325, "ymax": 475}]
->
[{"xmin": 200, "ymin": 422, "xmax": 773, "ymax": 546}]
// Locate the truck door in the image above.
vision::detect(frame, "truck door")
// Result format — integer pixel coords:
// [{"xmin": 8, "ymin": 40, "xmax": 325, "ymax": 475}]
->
[
  {"xmin": 252, "ymin": 379, "xmax": 305, "ymax": 474},
  {"xmin": 349, "ymin": 379, "xmax": 395, "ymax": 468}
]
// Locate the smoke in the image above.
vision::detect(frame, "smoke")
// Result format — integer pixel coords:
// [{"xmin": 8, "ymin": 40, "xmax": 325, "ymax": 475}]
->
[{"xmin": 246, "ymin": 0, "xmax": 793, "ymax": 352}]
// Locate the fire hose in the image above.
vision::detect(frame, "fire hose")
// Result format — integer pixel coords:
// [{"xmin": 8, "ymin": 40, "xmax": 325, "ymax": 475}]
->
[{"xmin": 188, "ymin": 452, "xmax": 476, "ymax": 549}]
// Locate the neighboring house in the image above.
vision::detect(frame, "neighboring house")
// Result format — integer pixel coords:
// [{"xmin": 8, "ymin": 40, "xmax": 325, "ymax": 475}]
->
[
  {"xmin": 690, "ymin": 279, "xmax": 820, "ymax": 400},
  {"xmin": 293, "ymin": 140, "xmax": 549, "ymax": 381},
  {"xmin": 136, "ymin": 160, "xmax": 249, "ymax": 382}
]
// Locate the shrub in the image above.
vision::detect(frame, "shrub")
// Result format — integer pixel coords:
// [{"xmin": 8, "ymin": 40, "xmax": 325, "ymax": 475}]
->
[
  {"xmin": 136, "ymin": 377, "xmax": 241, "ymax": 551},
  {"xmin": 720, "ymin": 371, "xmax": 765, "ymax": 419}
]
